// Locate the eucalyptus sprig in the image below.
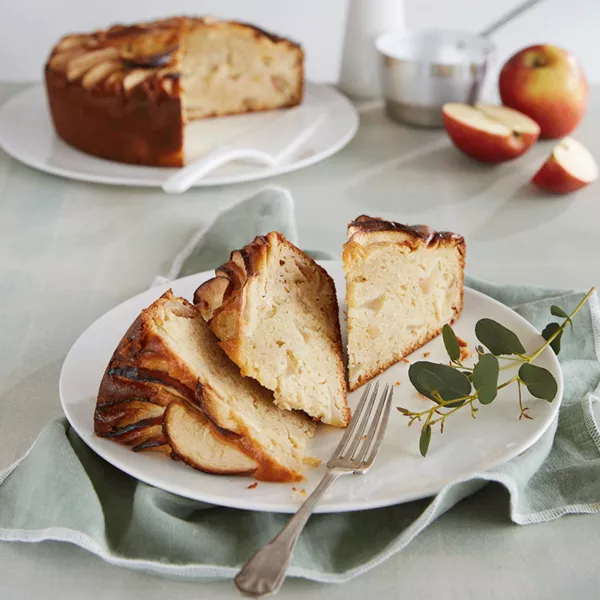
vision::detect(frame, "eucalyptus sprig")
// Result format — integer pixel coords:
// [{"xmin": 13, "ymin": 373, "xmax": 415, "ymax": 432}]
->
[{"xmin": 397, "ymin": 287, "xmax": 595, "ymax": 457}]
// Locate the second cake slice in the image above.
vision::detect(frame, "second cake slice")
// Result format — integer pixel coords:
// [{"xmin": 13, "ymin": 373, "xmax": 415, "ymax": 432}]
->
[
  {"xmin": 194, "ymin": 232, "xmax": 350, "ymax": 428},
  {"xmin": 343, "ymin": 216, "xmax": 466, "ymax": 391}
]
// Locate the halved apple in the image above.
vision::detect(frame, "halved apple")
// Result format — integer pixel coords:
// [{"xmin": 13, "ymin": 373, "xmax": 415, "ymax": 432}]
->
[
  {"xmin": 532, "ymin": 137, "xmax": 597, "ymax": 194},
  {"xmin": 442, "ymin": 103, "xmax": 540, "ymax": 162}
]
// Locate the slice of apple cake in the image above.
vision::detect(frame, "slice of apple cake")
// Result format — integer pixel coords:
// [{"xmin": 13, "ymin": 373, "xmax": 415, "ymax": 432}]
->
[
  {"xmin": 343, "ymin": 216, "xmax": 466, "ymax": 391},
  {"xmin": 194, "ymin": 232, "xmax": 350, "ymax": 428},
  {"xmin": 95, "ymin": 290, "xmax": 316, "ymax": 482}
]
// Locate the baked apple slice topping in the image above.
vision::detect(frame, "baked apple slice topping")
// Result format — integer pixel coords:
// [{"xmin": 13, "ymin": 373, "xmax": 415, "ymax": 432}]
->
[
  {"xmin": 66, "ymin": 47, "xmax": 120, "ymax": 81},
  {"xmin": 118, "ymin": 29, "xmax": 179, "ymax": 68},
  {"xmin": 121, "ymin": 47, "xmax": 177, "ymax": 69}
]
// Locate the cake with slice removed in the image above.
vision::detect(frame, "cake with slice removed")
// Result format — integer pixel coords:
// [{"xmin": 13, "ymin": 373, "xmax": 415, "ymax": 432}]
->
[
  {"xmin": 194, "ymin": 232, "xmax": 350, "ymax": 428},
  {"xmin": 45, "ymin": 16, "xmax": 304, "ymax": 166},
  {"xmin": 94, "ymin": 290, "xmax": 316, "ymax": 482},
  {"xmin": 343, "ymin": 216, "xmax": 466, "ymax": 391}
]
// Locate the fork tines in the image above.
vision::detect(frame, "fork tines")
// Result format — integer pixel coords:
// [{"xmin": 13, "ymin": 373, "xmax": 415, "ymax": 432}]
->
[{"xmin": 327, "ymin": 382, "xmax": 393, "ymax": 472}]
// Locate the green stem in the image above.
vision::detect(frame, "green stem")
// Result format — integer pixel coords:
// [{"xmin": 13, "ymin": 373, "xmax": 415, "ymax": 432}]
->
[
  {"xmin": 402, "ymin": 393, "xmax": 476, "ymax": 421},
  {"xmin": 441, "ymin": 396, "xmax": 478, "ymax": 419},
  {"xmin": 424, "ymin": 409, "xmax": 434, "ymax": 428},
  {"xmin": 527, "ymin": 287, "xmax": 595, "ymax": 363},
  {"xmin": 497, "ymin": 375, "xmax": 518, "ymax": 391},
  {"xmin": 499, "ymin": 361, "xmax": 522, "ymax": 372},
  {"xmin": 517, "ymin": 378, "xmax": 524, "ymax": 417}
]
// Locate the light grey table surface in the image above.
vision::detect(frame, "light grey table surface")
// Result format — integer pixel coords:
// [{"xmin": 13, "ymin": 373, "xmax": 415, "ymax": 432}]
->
[{"xmin": 1, "ymin": 82, "xmax": 598, "ymax": 599}]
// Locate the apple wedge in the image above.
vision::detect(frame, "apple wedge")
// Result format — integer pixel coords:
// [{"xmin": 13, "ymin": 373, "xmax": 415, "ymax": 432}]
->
[
  {"xmin": 442, "ymin": 103, "xmax": 540, "ymax": 162},
  {"xmin": 163, "ymin": 401, "xmax": 258, "ymax": 475},
  {"xmin": 532, "ymin": 137, "xmax": 597, "ymax": 194}
]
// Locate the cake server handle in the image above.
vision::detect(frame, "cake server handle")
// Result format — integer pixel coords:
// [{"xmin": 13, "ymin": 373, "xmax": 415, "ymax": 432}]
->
[
  {"xmin": 162, "ymin": 111, "xmax": 326, "ymax": 194},
  {"xmin": 162, "ymin": 147, "xmax": 276, "ymax": 194}
]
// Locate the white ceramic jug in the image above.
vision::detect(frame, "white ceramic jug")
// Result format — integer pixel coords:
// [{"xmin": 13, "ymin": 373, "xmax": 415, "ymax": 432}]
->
[{"xmin": 338, "ymin": 0, "xmax": 406, "ymax": 99}]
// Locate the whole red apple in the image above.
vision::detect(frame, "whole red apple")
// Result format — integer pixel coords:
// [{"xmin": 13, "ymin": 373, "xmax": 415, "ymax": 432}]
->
[{"xmin": 499, "ymin": 45, "xmax": 588, "ymax": 139}]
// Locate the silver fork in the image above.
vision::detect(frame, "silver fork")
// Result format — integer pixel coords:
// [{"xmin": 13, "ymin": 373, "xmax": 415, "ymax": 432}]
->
[{"xmin": 234, "ymin": 382, "xmax": 393, "ymax": 598}]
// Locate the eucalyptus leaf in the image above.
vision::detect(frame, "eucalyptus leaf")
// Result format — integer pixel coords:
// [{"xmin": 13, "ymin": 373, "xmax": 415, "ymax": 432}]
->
[
  {"xmin": 475, "ymin": 318, "xmax": 527, "ymax": 356},
  {"xmin": 409, "ymin": 361, "xmax": 471, "ymax": 407},
  {"xmin": 419, "ymin": 424, "xmax": 432, "ymax": 457},
  {"xmin": 442, "ymin": 324, "xmax": 461, "ymax": 362},
  {"xmin": 551, "ymin": 305, "xmax": 572, "ymax": 329},
  {"xmin": 551, "ymin": 305, "xmax": 569, "ymax": 319},
  {"xmin": 472, "ymin": 354, "xmax": 499, "ymax": 405},
  {"xmin": 417, "ymin": 370, "xmax": 446, "ymax": 399},
  {"xmin": 519, "ymin": 363, "xmax": 558, "ymax": 401},
  {"xmin": 542, "ymin": 322, "xmax": 563, "ymax": 355}
]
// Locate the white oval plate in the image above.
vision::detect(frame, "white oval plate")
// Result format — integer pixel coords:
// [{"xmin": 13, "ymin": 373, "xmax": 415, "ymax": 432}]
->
[
  {"xmin": 59, "ymin": 261, "xmax": 562, "ymax": 513},
  {"xmin": 0, "ymin": 83, "xmax": 358, "ymax": 188}
]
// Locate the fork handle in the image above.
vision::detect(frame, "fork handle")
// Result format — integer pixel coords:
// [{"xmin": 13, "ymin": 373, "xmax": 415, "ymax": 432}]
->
[{"xmin": 235, "ymin": 470, "xmax": 341, "ymax": 598}]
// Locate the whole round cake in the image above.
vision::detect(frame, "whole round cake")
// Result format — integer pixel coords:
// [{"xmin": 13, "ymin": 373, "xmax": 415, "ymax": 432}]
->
[{"xmin": 45, "ymin": 16, "xmax": 304, "ymax": 166}]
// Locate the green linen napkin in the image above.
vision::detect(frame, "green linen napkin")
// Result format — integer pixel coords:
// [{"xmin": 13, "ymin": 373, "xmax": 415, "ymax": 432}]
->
[
  {"xmin": 152, "ymin": 185, "xmax": 331, "ymax": 286},
  {"xmin": 1, "ymin": 187, "xmax": 600, "ymax": 583}
]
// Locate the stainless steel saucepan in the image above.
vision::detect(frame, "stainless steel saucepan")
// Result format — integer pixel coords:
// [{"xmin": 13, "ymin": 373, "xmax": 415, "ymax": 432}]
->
[{"xmin": 375, "ymin": 0, "xmax": 546, "ymax": 127}]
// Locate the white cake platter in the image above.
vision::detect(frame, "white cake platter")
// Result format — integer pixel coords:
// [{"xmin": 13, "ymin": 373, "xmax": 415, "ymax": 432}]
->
[{"xmin": 0, "ymin": 83, "xmax": 358, "ymax": 188}]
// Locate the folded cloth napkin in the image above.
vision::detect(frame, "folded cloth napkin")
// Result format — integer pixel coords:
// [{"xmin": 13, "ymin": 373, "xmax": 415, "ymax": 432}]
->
[
  {"xmin": 1, "ymin": 187, "xmax": 600, "ymax": 583},
  {"xmin": 152, "ymin": 185, "xmax": 332, "ymax": 287}
]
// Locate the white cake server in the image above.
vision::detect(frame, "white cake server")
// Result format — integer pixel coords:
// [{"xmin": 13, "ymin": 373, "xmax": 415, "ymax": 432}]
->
[{"xmin": 162, "ymin": 108, "xmax": 327, "ymax": 194}]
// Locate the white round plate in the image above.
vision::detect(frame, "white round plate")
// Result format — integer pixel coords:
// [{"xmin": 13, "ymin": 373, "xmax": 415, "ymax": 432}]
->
[
  {"xmin": 0, "ymin": 83, "xmax": 358, "ymax": 188},
  {"xmin": 60, "ymin": 262, "xmax": 563, "ymax": 513}
]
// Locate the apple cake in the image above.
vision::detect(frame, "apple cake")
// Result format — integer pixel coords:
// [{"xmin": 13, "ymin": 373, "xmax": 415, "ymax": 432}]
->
[
  {"xmin": 94, "ymin": 290, "xmax": 316, "ymax": 482},
  {"xmin": 194, "ymin": 232, "xmax": 350, "ymax": 428},
  {"xmin": 343, "ymin": 216, "xmax": 466, "ymax": 391},
  {"xmin": 45, "ymin": 16, "xmax": 304, "ymax": 166}
]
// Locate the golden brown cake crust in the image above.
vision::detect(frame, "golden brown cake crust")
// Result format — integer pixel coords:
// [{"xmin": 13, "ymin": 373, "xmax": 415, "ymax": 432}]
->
[
  {"xmin": 45, "ymin": 68, "xmax": 184, "ymax": 166},
  {"xmin": 94, "ymin": 291, "xmax": 248, "ymax": 469},
  {"xmin": 347, "ymin": 215, "xmax": 465, "ymax": 248},
  {"xmin": 45, "ymin": 16, "xmax": 304, "ymax": 167},
  {"xmin": 344, "ymin": 216, "xmax": 466, "ymax": 392},
  {"xmin": 95, "ymin": 290, "xmax": 311, "ymax": 482}
]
